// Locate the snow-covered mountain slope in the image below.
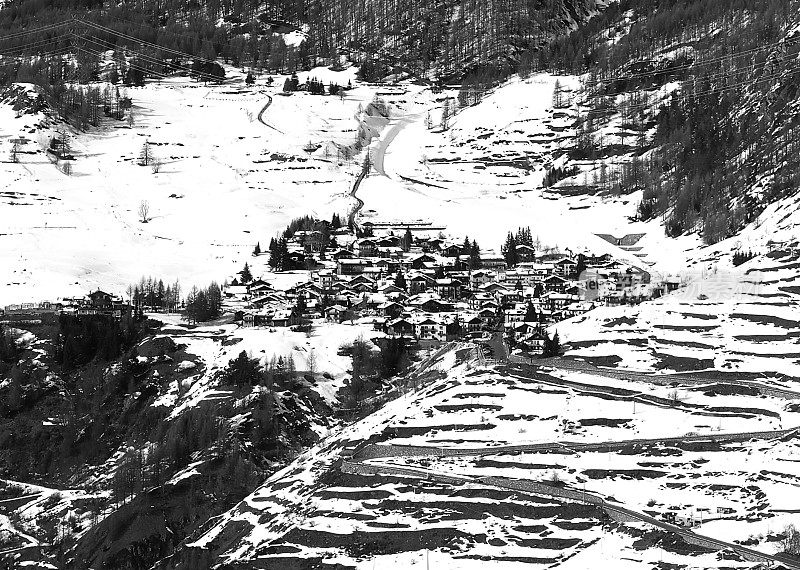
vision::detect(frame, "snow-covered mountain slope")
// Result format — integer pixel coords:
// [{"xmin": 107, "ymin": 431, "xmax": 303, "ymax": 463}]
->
[
  {"xmin": 0, "ymin": 66, "xmax": 416, "ymax": 305},
  {"xmin": 3, "ymin": 61, "xmax": 799, "ymax": 307},
  {"xmin": 556, "ymin": 244, "xmax": 800, "ymax": 377},
  {"xmin": 357, "ymin": 74, "xmax": 698, "ymax": 272},
  {"xmin": 165, "ymin": 345, "xmax": 800, "ymax": 568}
]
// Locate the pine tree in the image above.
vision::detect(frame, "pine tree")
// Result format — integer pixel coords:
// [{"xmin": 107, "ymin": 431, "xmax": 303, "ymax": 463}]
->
[
  {"xmin": 401, "ymin": 227, "xmax": 413, "ymax": 252},
  {"xmin": 253, "ymin": 242, "xmax": 261, "ymax": 256},
  {"xmin": 502, "ymin": 232, "xmax": 519, "ymax": 267},
  {"xmin": 277, "ymin": 238, "xmax": 289, "ymax": 270},
  {"xmin": 223, "ymin": 351, "xmax": 262, "ymax": 386},
  {"xmin": 268, "ymin": 238, "xmax": 279, "ymax": 269},
  {"xmin": 469, "ymin": 239, "xmax": 481, "ymax": 269},
  {"xmin": 552, "ymin": 79, "xmax": 563, "ymax": 108},
  {"xmin": 544, "ymin": 331, "xmax": 562, "ymax": 356},
  {"xmin": 441, "ymin": 98, "xmax": 451, "ymax": 130},
  {"xmin": 240, "ymin": 263, "xmax": 253, "ymax": 283},
  {"xmin": 394, "ymin": 272, "xmax": 407, "ymax": 290},
  {"xmin": 524, "ymin": 301, "xmax": 537, "ymax": 322}
]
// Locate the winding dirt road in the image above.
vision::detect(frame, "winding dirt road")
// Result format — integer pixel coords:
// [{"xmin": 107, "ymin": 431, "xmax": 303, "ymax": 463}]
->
[
  {"xmin": 347, "ymin": 160, "xmax": 369, "ymax": 229},
  {"xmin": 257, "ymin": 94, "xmax": 284, "ymax": 134}
]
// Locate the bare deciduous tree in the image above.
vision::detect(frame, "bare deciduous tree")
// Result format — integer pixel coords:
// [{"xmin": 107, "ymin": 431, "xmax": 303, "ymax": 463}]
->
[
  {"xmin": 307, "ymin": 349, "xmax": 317, "ymax": 376},
  {"xmin": 138, "ymin": 200, "xmax": 150, "ymax": 223},
  {"xmin": 780, "ymin": 525, "xmax": 800, "ymax": 556},
  {"xmin": 62, "ymin": 161, "xmax": 72, "ymax": 176},
  {"xmin": 667, "ymin": 389, "xmax": 684, "ymax": 406},
  {"xmin": 10, "ymin": 141, "xmax": 19, "ymax": 163},
  {"xmin": 151, "ymin": 158, "xmax": 162, "ymax": 174}
]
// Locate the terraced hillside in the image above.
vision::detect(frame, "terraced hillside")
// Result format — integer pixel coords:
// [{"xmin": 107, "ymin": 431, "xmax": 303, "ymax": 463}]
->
[
  {"xmin": 557, "ymin": 246, "xmax": 800, "ymax": 377},
  {"xmin": 164, "ymin": 344, "xmax": 800, "ymax": 568}
]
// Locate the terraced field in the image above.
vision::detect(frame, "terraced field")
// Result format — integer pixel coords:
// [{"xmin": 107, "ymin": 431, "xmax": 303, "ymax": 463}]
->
[
  {"xmin": 183, "ymin": 344, "xmax": 800, "ymax": 568},
  {"xmin": 557, "ymin": 249, "xmax": 800, "ymax": 378}
]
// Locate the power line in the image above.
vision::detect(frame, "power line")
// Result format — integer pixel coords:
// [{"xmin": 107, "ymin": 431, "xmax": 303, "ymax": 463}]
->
[
  {"xmin": 75, "ymin": 33, "xmax": 224, "ymax": 82},
  {"xmin": 0, "ymin": 35, "xmax": 71, "ymax": 56},
  {"xmin": 72, "ymin": 44, "xmax": 190, "ymax": 82},
  {"xmin": 582, "ymin": 36, "xmax": 800, "ymax": 86},
  {"xmin": 0, "ymin": 20, "xmax": 74, "ymax": 42},
  {"xmin": 581, "ymin": 58, "xmax": 800, "ymax": 118},
  {"xmin": 1, "ymin": 18, "xmax": 216, "ymax": 65},
  {"xmin": 1, "ymin": 25, "xmax": 226, "ymax": 82},
  {"xmin": 78, "ymin": 18, "xmax": 215, "ymax": 64},
  {"xmin": 81, "ymin": 10, "xmax": 223, "ymax": 57},
  {"xmin": 75, "ymin": 32, "xmax": 227, "ymax": 81}
]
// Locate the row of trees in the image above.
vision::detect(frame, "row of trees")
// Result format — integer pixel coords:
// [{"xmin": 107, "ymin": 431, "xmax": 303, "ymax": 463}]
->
[
  {"xmin": 263, "ymin": 215, "xmax": 343, "ymax": 271},
  {"xmin": 219, "ymin": 350, "xmax": 307, "ymax": 389},
  {"xmin": 501, "ymin": 226, "xmax": 536, "ymax": 267},
  {"xmin": 267, "ymin": 238, "xmax": 296, "ymax": 271},
  {"xmin": 185, "ymin": 283, "xmax": 222, "ymax": 323},
  {"xmin": 458, "ymin": 236, "xmax": 482, "ymax": 269},
  {"xmin": 128, "ymin": 277, "xmax": 182, "ymax": 312},
  {"xmin": 303, "ymin": 77, "xmax": 345, "ymax": 95}
]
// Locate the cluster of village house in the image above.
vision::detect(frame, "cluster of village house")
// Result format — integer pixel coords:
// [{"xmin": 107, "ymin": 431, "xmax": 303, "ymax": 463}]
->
[
  {"xmin": 226, "ymin": 222, "xmax": 681, "ymax": 353},
  {"xmin": 1, "ymin": 291, "xmax": 131, "ymax": 323}
]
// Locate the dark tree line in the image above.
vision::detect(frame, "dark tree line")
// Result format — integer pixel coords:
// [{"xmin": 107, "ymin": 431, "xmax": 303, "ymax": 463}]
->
[
  {"xmin": 732, "ymin": 250, "xmax": 755, "ymax": 267},
  {"xmin": 128, "ymin": 277, "xmax": 181, "ymax": 312},
  {"xmin": 265, "ymin": 215, "xmax": 338, "ymax": 271},
  {"xmin": 459, "ymin": 235, "xmax": 482, "ymax": 269},
  {"xmin": 543, "ymin": 165, "xmax": 579, "ymax": 188}
]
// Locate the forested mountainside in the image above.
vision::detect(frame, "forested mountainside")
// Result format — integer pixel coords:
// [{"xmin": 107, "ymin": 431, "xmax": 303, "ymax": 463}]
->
[
  {"xmin": 0, "ymin": 314, "xmax": 342, "ymax": 569},
  {"xmin": 0, "ymin": 0, "xmax": 598, "ymax": 81},
  {"xmin": 561, "ymin": 0, "xmax": 799, "ymax": 245},
  {"xmin": 543, "ymin": 0, "xmax": 800, "ymax": 244}
]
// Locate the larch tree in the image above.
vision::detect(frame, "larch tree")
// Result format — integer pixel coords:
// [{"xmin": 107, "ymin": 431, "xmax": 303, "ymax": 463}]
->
[{"xmin": 138, "ymin": 140, "xmax": 151, "ymax": 166}]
